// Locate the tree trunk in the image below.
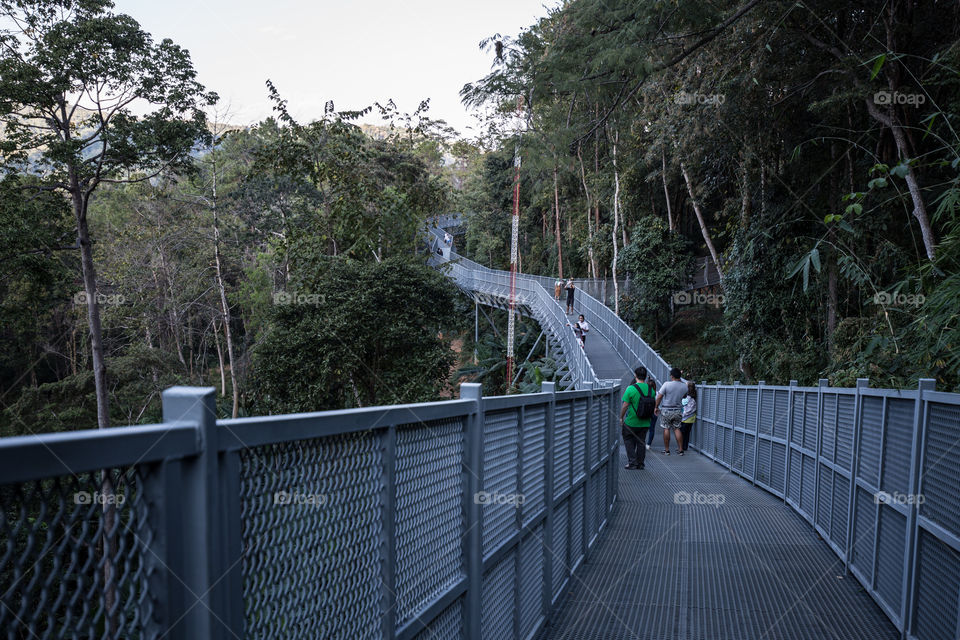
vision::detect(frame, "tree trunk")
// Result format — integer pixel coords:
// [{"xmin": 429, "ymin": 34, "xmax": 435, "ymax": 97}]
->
[
  {"xmin": 213, "ymin": 318, "xmax": 227, "ymax": 396},
  {"xmin": 865, "ymin": 98, "xmax": 936, "ymax": 261},
  {"xmin": 211, "ymin": 172, "xmax": 240, "ymax": 418},
  {"xmin": 577, "ymin": 145, "xmax": 599, "ymax": 279},
  {"xmin": 611, "ymin": 129, "xmax": 621, "ymax": 315},
  {"xmin": 681, "ymin": 163, "xmax": 724, "ymax": 288},
  {"xmin": 662, "ymin": 148, "xmax": 675, "ymax": 231},
  {"xmin": 553, "ymin": 165, "xmax": 564, "ymax": 278}
]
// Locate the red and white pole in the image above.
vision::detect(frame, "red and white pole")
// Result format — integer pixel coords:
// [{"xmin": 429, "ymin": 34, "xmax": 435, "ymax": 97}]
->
[{"xmin": 505, "ymin": 97, "xmax": 523, "ymax": 391}]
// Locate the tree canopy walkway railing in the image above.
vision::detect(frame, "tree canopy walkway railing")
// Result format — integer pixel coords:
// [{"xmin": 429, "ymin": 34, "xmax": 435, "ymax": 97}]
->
[
  {"xmin": 0, "ymin": 381, "xmax": 620, "ymax": 640},
  {"xmin": 691, "ymin": 377, "xmax": 960, "ymax": 640}
]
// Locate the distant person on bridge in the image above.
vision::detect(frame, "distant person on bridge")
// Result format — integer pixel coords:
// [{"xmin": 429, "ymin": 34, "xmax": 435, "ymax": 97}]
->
[
  {"xmin": 576, "ymin": 315, "xmax": 590, "ymax": 346},
  {"xmin": 655, "ymin": 367, "xmax": 687, "ymax": 455},
  {"xmin": 554, "ymin": 278, "xmax": 563, "ymax": 301},
  {"xmin": 680, "ymin": 381, "xmax": 697, "ymax": 453},
  {"xmin": 620, "ymin": 366, "xmax": 655, "ymax": 470},
  {"xmin": 565, "ymin": 278, "xmax": 575, "ymax": 313},
  {"xmin": 444, "ymin": 232, "xmax": 452, "ymax": 246}
]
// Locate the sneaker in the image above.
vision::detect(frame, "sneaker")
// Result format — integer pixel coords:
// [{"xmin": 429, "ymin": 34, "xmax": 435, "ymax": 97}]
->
[
  {"xmin": 645, "ymin": 444, "xmax": 651, "ymax": 450},
  {"xmin": 678, "ymin": 451, "xmax": 684, "ymax": 456},
  {"xmin": 625, "ymin": 463, "xmax": 636, "ymax": 469}
]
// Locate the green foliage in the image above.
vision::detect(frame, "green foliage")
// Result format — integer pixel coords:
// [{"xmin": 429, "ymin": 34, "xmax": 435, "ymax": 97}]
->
[{"xmin": 249, "ymin": 258, "xmax": 457, "ymax": 412}]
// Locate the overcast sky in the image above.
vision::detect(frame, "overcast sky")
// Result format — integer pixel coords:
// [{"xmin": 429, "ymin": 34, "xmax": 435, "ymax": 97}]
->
[{"xmin": 116, "ymin": 0, "xmax": 553, "ymax": 135}]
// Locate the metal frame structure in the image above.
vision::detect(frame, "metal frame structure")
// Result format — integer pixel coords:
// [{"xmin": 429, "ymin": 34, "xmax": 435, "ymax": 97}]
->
[
  {"xmin": 690, "ymin": 377, "xmax": 960, "ymax": 640},
  {"xmin": 0, "ymin": 381, "xmax": 620, "ymax": 640}
]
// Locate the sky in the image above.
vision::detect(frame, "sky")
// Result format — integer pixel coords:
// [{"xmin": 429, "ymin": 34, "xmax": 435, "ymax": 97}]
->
[{"xmin": 116, "ymin": 0, "xmax": 554, "ymax": 135}]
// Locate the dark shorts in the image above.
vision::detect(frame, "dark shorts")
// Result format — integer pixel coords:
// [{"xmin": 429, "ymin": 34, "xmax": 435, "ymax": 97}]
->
[{"xmin": 566, "ymin": 290, "xmax": 574, "ymax": 303}]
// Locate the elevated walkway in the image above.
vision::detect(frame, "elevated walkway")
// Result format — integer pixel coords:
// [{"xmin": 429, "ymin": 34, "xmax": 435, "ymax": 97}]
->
[{"xmin": 543, "ymin": 449, "xmax": 898, "ymax": 639}]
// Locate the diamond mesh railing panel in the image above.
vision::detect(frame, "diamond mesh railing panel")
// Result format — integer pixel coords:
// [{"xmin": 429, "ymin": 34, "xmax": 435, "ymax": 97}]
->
[
  {"xmin": 411, "ymin": 597, "xmax": 464, "ymax": 640},
  {"xmin": 851, "ymin": 486, "xmax": 877, "ymax": 584},
  {"xmin": 519, "ymin": 526, "xmax": 544, "ymax": 639},
  {"xmin": 238, "ymin": 432, "xmax": 383, "ymax": 640},
  {"xmin": 572, "ymin": 399, "xmax": 587, "ymax": 482},
  {"xmin": 521, "ymin": 405, "xmax": 546, "ymax": 526},
  {"xmin": 0, "ymin": 467, "xmax": 155, "ymax": 640},
  {"xmin": 482, "ymin": 410, "xmax": 520, "ymax": 557},
  {"xmin": 773, "ymin": 389, "xmax": 789, "ymax": 439},
  {"xmin": 570, "ymin": 487, "xmax": 584, "ymax": 566},
  {"xmin": 395, "ymin": 418, "xmax": 465, "ymax": 625},
  {"xmin": 481, "ymin": 553, "xmax": 515, "ymax": 640},
  {"xmin": 875, "ymin": 506, "xmax": 907, "ymax": 615}
]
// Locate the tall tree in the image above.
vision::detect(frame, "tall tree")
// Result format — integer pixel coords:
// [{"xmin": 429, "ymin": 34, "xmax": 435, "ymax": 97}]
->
[{"xmin": 0, "ymin": 0, "xmax": 217, "ymax": 430}]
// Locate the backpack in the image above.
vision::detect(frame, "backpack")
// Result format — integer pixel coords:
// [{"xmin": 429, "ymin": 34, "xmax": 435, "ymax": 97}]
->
[{"xmin": 631, "ymin": 383, "xmax": 655, "ymax": 419}]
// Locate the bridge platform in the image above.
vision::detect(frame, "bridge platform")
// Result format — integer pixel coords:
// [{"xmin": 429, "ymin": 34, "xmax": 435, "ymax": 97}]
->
[{"xmin": 541, "ymin": 448, "xmax": 900, "ymax": 639}]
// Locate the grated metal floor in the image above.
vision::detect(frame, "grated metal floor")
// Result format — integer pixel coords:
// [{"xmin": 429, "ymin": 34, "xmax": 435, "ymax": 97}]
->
[{"xmin": 541, "ymin": 447, "xmax": 900, "ymax": 640}]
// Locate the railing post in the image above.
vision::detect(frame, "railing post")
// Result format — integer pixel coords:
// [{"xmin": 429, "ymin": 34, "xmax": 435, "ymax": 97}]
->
[
  {"xmin": 713, "ymin": 381, "xmax": 722, "ymax": 460},
  {"xmin": 461, "ymin": 382, "xmax": 484, "ymax": 640},
  {"xmin": 785, "ymin": 380, "xmax": 798, "ymax": 503},
  {"xmin": 160, "ymin": 386, "xmax": 222, "ymax": 640},
  {"xmin": 541, "ymin": 381, "xmax": 556, "ymax": 613},
  {"xmin": 845, "ymin": 378, "xmax": 869, "ymax": 574},
  {"xmin": 902, "ymin": 378, "xmax": 935, "ymax": 637}
]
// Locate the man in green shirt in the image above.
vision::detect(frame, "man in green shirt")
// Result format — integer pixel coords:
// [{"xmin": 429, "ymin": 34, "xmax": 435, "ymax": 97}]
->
[{"xmin": 620, "ymin": 366, "xmax": 654, "ymax": 469}]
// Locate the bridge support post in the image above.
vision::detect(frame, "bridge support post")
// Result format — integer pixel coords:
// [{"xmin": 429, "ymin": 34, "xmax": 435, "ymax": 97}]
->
[
  {"xmin": 541, "ymin": 381, "xmax": 556, "ymax": 615},
  {"xmin": 460, "ymin": 382, "xmax": 484, "ymax": 640},
  {"xmin": 158, "ymin": 386, "xmax": 228, "ymax": 640}
]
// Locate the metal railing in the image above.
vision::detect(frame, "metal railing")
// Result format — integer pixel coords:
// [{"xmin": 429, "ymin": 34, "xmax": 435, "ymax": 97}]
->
[
  {"xmin": 429, "ymin": 228, "xmax": 601, "ymax": 390},
  {"xmin": 0, "ymin": 381, "xmax": 620, "ymax": 640},
  {"xmin": 690, "ymin": 377, "xmax": 960, "ymax": 640}
]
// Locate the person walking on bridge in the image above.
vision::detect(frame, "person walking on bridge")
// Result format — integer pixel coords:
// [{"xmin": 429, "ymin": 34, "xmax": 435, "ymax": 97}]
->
[
  {"xmin": 565, "ymin": 277, "xmax": 576, "ymax": 314},
  {"xmin": 554, "ymin": 278, "xmax": 563, "ymax": 301},
  {"xmin": 620, "ymin": 367, "xmax": 656, "ymax": 469},
  {"xmin": 655, "ymin": 367, "xmax": 687, "ymax": 455},
  {"xmin": 576, "ymin": 314, "xmax": 590, "ymax": 346}
]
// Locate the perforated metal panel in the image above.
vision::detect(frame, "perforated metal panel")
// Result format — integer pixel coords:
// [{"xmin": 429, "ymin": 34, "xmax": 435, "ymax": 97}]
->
[
  {"xmin": 874, "ymin": 507, "xmax": 906, "ymax": 615},
  {"xmin": 552, "ymin": 500, "xmax": 569, "ymax": 598},
  {"xmin": 822, "ymin": 393, "xmax": 837, "ymax": 461},
  {"xmin": 881, "ymin": 399, "xmax": 914, "ymax": 494},
  {"xmin": 859, "ymin": 396, "xmax": 884, "ymax": 486},
  {"xmin": 572, "ymin": 399, "xmax": 587, "ymax": 482},
  {"xmin": 851, "ymin": 487, "xmax": 877, "ymax": 584},
  {"xmin": 519, "ymin": 527, "xmax": 544, "ymax": 638},
  {"xmin": 395, "ymin": 419, "xmax": 465, "ymax": 625},
  {"xmin": 912, "ymin": 529, "xmax": 960, "ymax": 640},
  {"xmin": 483, "ymin": 410, "xmax": 520, "ymax": 557},
  {"xmin": 759, "ymin": 389, "xmax": 774, "ymax": 435},
  {"xmin": 239, "ymin": 433, "xmax": 383, "ymax": 640},
  {"xmin": 836, "ymin": 395, "xmax": 855, "ymax": 471},
  {"xmin": 570, "ymin": 487, "xmax": 584, "ymax": 566},
  {"xmin": 771, "ymin": 442, "xmax": 787, "ymax": 496},
  {"xmin": 743, "ymin": 432, "xmax": 756, "ymax": 480},
  {"xmin": 773, "ymin": 390, "xmax": 789, "ymax": 439},
  {"xmin": 803, "ymin": 392, "xmax": 819, "ymax": 451},
  {"xmin": 746, "ymin": 388, "xmax": 758, "ymax": 432},
  {"xmin": 553, "ymin": 402, "xmax": 572, "ymax": 498},
  {"xmin": 590, "ymin": 399, "xmax": 602, "ymax": 467},
  {"xmin": 0, "ymin": 468, "xmax": 155, "ymax": 640},
  {"xmin": 920, "ymin": 402, "xmax": 960, "ymax": 537}
]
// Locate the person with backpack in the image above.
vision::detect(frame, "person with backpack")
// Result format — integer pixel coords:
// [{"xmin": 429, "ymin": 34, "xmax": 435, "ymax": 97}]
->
[{"xmin": 620, "ymin": 366, "xmax": 656, "ymax": 469}]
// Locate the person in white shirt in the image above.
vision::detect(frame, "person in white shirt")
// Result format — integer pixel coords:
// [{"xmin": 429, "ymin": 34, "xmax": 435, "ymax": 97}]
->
[{"xmin": 576, "ymin": 314, "xmax": 590, "ymax": 346}]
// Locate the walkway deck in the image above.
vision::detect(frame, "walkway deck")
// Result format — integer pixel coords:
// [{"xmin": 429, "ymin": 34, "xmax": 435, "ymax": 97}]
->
[{"xmin": 542, "ymin": 448, "xmax": 900, "ymax": 640}]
